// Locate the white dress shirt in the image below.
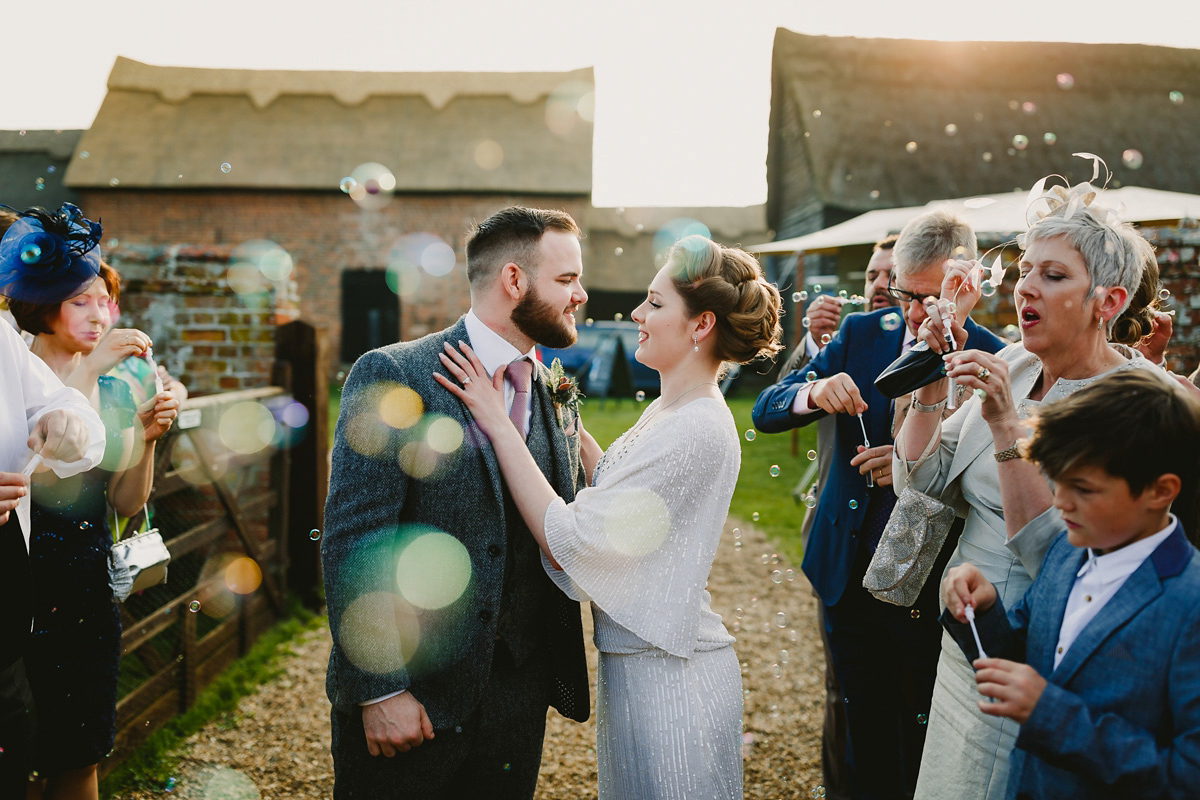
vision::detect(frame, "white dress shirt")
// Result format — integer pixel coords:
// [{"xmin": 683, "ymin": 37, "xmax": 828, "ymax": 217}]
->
[
  {"xmin": 463, "ymin": 309, "xmax": 538, "ymax": 432},
  {"xmin": 1053, "ymin": 515, "xmax": 1177, "ymax": 669}
]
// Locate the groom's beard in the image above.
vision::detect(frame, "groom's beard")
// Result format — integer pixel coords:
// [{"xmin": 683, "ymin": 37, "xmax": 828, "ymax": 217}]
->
[{"xmin": 512, "ymin": 283, "xmax": 578, "ymax": 349}]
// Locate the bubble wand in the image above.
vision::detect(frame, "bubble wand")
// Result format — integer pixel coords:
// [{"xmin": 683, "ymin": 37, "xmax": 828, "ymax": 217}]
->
[{"xmin": 857, "ymin": 413, "xmax": 874, "ymax": 488}]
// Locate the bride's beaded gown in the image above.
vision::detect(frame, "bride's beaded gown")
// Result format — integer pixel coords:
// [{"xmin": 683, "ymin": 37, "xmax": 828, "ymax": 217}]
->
[{"xmin": 542, "ymin": 397, "xmax": 744, "ymax": 799}]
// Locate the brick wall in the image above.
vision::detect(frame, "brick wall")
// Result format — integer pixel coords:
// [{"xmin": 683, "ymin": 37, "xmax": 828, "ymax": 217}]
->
[
  {"xmin": 77, "ymin": 190, "xmax": 590, "ymax": 377},
  {"xmin": 109, "ymin": 243, "xmax": 281, "ymax": 394},
  {"xmin": 1146, "ymin": 226, "xmax": 1200, "ymax": 376}
]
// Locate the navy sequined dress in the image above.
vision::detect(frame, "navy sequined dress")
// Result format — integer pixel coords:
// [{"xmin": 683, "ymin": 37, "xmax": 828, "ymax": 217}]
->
[{"xmin": 26, "ymin": 376, "xmax": 136, "ymax": 773}]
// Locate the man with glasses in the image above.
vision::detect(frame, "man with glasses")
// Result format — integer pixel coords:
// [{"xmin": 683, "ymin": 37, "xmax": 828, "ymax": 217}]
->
[{"xmin": 753, "ymin": 210, "xmax": 1003, "ymax": 800}]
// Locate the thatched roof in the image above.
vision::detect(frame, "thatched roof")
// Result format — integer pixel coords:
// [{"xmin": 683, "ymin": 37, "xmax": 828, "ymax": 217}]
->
[
  {"xmin": 768, "ymin": 30, "xmax": 1200, "ymax": 221},
  {"xmin": 65, "ymin": 57, "xmax": 593, "ymax": 193}
]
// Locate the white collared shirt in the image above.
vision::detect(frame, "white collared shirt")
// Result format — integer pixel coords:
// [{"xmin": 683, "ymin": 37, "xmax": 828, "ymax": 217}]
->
[
  {"xmin": 463, "ymin": 309, "xmax": 538, "ymax": 431},
  {"xmin": 1053, "ymin": 515, "xmax": 1177, "ymax": 669}
]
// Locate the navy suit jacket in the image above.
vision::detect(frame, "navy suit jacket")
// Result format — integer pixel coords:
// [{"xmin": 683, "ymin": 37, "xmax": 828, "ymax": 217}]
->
[
  {"xmin": 752, "ymin": 309, "xmax": 1003, "ymax": 605},
  {"xmin": 945, "ymin": 525, "xmax": 1200, "ymax": 799}
]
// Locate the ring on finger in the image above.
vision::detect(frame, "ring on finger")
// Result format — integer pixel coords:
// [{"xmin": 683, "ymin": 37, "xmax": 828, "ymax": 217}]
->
[
  {"xmin": 977, "ymin": 367, "xmax": 990, "ymax": 381},
  {"xmin": 462, "ymin": 377, "xmax": 472, "ymax": 385}
]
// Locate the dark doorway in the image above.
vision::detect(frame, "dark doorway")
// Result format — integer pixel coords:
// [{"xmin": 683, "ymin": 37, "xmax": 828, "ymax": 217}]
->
[{"xmin": 340, "ymin": 269, "xmax": 399, "ymax": 363}]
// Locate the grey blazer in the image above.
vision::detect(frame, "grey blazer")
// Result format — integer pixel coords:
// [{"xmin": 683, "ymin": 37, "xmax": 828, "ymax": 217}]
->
[{"xmin": 322, "ymin": 317, "xmax": 589, "ymax": 727}]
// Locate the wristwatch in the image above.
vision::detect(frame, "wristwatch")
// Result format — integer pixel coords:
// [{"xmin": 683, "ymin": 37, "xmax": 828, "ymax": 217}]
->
[{"xmin": 993, "ymin": 444, "xmax": 1022, "ymax": 462}]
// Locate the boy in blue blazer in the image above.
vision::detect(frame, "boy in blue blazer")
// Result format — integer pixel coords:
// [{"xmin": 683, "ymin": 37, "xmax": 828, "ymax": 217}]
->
[{"xmin": 941, "ymin": 370, "xmax": 1200, "ymax": 799}]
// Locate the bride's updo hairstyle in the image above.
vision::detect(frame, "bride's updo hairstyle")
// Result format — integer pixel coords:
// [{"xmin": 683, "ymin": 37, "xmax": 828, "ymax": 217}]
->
[
  {"xmin": 1020, "ymin": 180, "xmax": 1155, "ymax": 339},
  {"xmin": 667, "ymin": 235, "xmax": 783, "ymax": 364}
]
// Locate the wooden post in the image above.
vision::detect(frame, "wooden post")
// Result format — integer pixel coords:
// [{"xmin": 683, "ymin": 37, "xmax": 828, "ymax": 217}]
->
[{"xmin": 274, "ymin": 321, "xmax": 328, "ymax": 609}]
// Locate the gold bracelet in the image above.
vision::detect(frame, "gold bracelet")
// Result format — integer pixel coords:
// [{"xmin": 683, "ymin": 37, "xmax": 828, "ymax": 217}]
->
[{"xmin": 993, "ymin": 444, "xmax": 1021, "ymax": 462}]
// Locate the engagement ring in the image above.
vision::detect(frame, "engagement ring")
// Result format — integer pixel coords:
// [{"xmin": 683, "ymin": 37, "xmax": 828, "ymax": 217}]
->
[
  {"xmin": 977, "ymin": 367, "xmax": 990, "ymax": 382},
  {"xmin": 462, "ymin": 377, "xmax": 471, "ymax": 385}
]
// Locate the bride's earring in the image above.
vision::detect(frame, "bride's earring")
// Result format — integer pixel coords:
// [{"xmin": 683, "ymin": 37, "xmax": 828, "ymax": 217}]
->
[{"xmin": 693, "ymin": 335, "xmax": 699, "ymax": 352}]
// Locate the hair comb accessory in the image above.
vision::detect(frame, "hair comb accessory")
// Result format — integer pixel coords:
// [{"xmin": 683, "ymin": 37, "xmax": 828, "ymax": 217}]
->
[{"xmin": 0, "ymin": 203, "xmax": 103, "ymax": 304}]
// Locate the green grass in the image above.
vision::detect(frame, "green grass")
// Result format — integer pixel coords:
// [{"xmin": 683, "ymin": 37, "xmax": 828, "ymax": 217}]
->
[{"xmin": 100, "ymin": 600, "xmax": 325, "ymax": 799}]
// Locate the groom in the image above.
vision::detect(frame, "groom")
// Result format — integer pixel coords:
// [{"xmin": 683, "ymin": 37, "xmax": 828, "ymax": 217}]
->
[{"xmin": 323, "ymin": 207, "xmax": 591, "ymax": 799}]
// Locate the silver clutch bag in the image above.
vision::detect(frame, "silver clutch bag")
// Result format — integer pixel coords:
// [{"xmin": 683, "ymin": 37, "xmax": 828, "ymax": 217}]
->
[
  {"xmin": 862, "ymin": 487, "xmax": 955, "ymax": 606},
  {"xmin": 110, "ymin": 527, "xmax": 171, "ymax": 602}
]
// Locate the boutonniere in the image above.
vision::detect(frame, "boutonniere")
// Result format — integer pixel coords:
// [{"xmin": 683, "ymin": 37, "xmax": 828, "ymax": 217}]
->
[{"xmin": 546, "ymin": 357, "xmax": 584, "ymax": 425}]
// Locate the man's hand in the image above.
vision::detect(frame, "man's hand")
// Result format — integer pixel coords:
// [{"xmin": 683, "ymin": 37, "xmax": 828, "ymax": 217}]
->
[
  {"xmin": 974, "ymin": 658, "xmax": 1046, "ymax": 724},
  {"xmin": 805, "ymin": 295, "xmax": 844, "ymax": 346},
  {"xmin": 0, "ymin": 471, "xmax": 30, "ymax": 526},
  {"xmin": 942, "ymin": 563, "xmax": 997, "ymax": 622},
  {"xmin": 850, "ymin": 445, "xmax": 894, "ymax": 486},
  {"xmin": 362, "ymin": 692, "xmax": 435, "ymax": 756},
  {"xmin": 28, "ymin": 410, "xmax": 91, "ymax": 464},
  {"xmin": 809, "ymin": 373, "xmax": 866, "ymax": 416}
]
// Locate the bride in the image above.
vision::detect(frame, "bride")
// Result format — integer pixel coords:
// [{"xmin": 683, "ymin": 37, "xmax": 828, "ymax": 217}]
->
[{"xmin": 438, "ymin": 234, "xmax": 781, "ymax": 799}]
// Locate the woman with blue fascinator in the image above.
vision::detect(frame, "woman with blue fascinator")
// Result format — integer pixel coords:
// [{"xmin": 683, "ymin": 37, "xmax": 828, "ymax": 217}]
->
[{"xmin": 1, "ymin": 205, "xmax": 178, "ymax": 800}]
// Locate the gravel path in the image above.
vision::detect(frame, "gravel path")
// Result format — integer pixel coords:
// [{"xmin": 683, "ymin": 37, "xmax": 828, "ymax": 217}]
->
[{"xmin": 131, "ymin": 518, "xmax": 826, "ymax": 798}]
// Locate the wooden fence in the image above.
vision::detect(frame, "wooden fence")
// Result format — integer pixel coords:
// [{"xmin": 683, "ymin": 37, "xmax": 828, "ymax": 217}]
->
[{"xmin": 101, "ymin": 321, "xmax": 327, "ymax": 778}]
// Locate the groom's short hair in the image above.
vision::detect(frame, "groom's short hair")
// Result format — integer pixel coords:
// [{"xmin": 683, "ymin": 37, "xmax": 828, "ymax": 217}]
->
[{"xmin": 466, "ymin": 206, "xmax": 581, "ymax": 289}]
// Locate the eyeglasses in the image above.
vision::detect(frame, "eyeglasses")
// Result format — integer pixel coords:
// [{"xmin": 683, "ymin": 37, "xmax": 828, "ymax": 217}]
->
[{"xmin": 886, "ymin": 282, "xmax": 937, "ymax": 305}]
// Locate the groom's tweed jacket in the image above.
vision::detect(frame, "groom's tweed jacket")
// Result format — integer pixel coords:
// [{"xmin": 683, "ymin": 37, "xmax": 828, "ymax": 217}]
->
[{"xmin": 322, "ymin": 317, "xmax": 589, "ymax": 727}]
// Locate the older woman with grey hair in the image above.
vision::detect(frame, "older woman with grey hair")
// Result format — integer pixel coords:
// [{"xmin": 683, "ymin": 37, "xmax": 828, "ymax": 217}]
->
[{"xmin": 892, "ymin": 181, "xmax": 1172, "ymax": 800}]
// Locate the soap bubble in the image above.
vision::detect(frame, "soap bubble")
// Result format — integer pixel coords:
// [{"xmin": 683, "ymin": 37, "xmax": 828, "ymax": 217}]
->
[
  {"xmin": 775, "ymin": 612, "xmax": 788, "ymax": 628},
  {"xmin": 980, "ymin": 280, "xmax": 998, "ymax": 298},
  {"xmin": 805, "ymin": 371, "xmax": 818, "ymax": 382},
  {"xmin": 1012, "ymin": 135, "xmax": 1029, "ymax": 150},
  {"xmin": 812, "ymin": 786, "xmax": 827, "ymax": 798},
  {"xmin": 1159, "ymin": 287, "xmax": 1170, "ymax": 301},
  {"xmin": 820, "ymin": 334, "xmax": 832, "ymax": 345},
  {"xmin": 769, "ymin": 465, "xmax": 781, "ymax": 477},
  {"xmin": 792, "ymin": 292, "xmax": 803, "ymax": 303},
  {"xmin": 395, "ymin": 530, "xmax": 472, "ymax": 609},
  {"xmin": 761, "ymin": 553, "xmax": 770, "ymax": 565},
  {"xmin": 944, "ymin": 124, "xmax": 958, "ymax": 136},
  {"xmin": 771, "ymin": 570, "xmax": 783, "ymax": 584},
  {"xmin": 772, "ymin": 663, "xmax": 783, "ymax": 678},
  {"xmin": 880, "ymin": 312, "xmax": 904, "ymax": 332},
  {"xmin": 813, "ymin": 284, "xmax": 822, "ymax": 292},
  {"xmin": 346, "ymin": 162, "xmax": 397, "ymax": 210},
  {"xmin": 804, "ymin": 495, "xmax": 817, "ymax": 509},
  {"xmin": 220, "ymin": 162, "xmax": 232, "ymax": 173},
  {"xmin": 1169, "ymin": 90, "xmax": 1184, "ymax": 105},
  {"xmin": 838, "ymin": 290, "xmax": 848, "ymax": 299},
  {"xmin": 802, "ymin": 316, "xmax": 811, "ymax": 329},
  {"xmin": 911, "ymin": 609, "xmax": 921, "ymax": 619},
  {"xmin": 744, "ymin": 429, "xmax": 757, "ymax": 442},
  {"xmin": 785, "ymin": 568, "xmax": 795, "ymax": 582},
  {"xmin": 780, "ymin": 649, "xmax": 790, "ymax": 663},
  {"xmin": 614, "ymin": 313, "xmax": 623, "ymax": 321},
  {"xmin": 752, "ymin": 512, "xmax": 760, "ymax": 522},
  {"xmin": 917, "ymin": 713, "xmax": 928, "ymax": 725},
  {"xmin": 635, "ymin": 391, "xmax": 646, "ymax": 402},
  {"xmin": 1021, "ymin": 101, "xmax": 1037, "ymax": 114},
  {"xmin": 1056, "ymin": 73, "xmax": 1075, "ymax": 90},
  {"xmin": 339, "ymin": 177, "xmax": 356, "ymax": 193},
  {"xmin": 732, "ymin": 527, "xmax": 740, "ymax": 539},
  {"xmin": 1122, "ymin": 149, "xmax": 1144, "ymax": 170},
  {"xmin": 1043, "ymin": 132, "xmax": 1057, "ymax": 146},
  {"xmin": 188, "ymin": 601, "xmax": 201, "ymax": 613},
  {"xmin": 848, "ymin": 499, "xmax": 858, "ymax": 510},
  {"xmin": 905, "ymin": 141, "xmax": 918, "ymax": 153},
  {"xmin": 797, "ymin": 290, "xmax": 809, "ymax": 301},
  {"xmin": 309, "ymin": 529, "xmax": 321, "ymax": 541},
  {"xmin": 982, "ymin": 152, "xmax": 994, "ymax": 163},
  {"xmin": 806, "ymin": 449, "xmax": 817, "ymax": 461}
]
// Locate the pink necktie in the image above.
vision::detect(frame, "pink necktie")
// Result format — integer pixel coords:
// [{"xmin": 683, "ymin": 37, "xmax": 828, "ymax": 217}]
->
[{"xmin": 505, "ymin": 358, "xmax": 533, "ymax": 440}]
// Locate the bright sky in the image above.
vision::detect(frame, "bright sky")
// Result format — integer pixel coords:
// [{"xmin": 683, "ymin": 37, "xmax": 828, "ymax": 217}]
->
[{"xmin": 4, "ymin": 0, "xmax": 1196, "ymax": 207}]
